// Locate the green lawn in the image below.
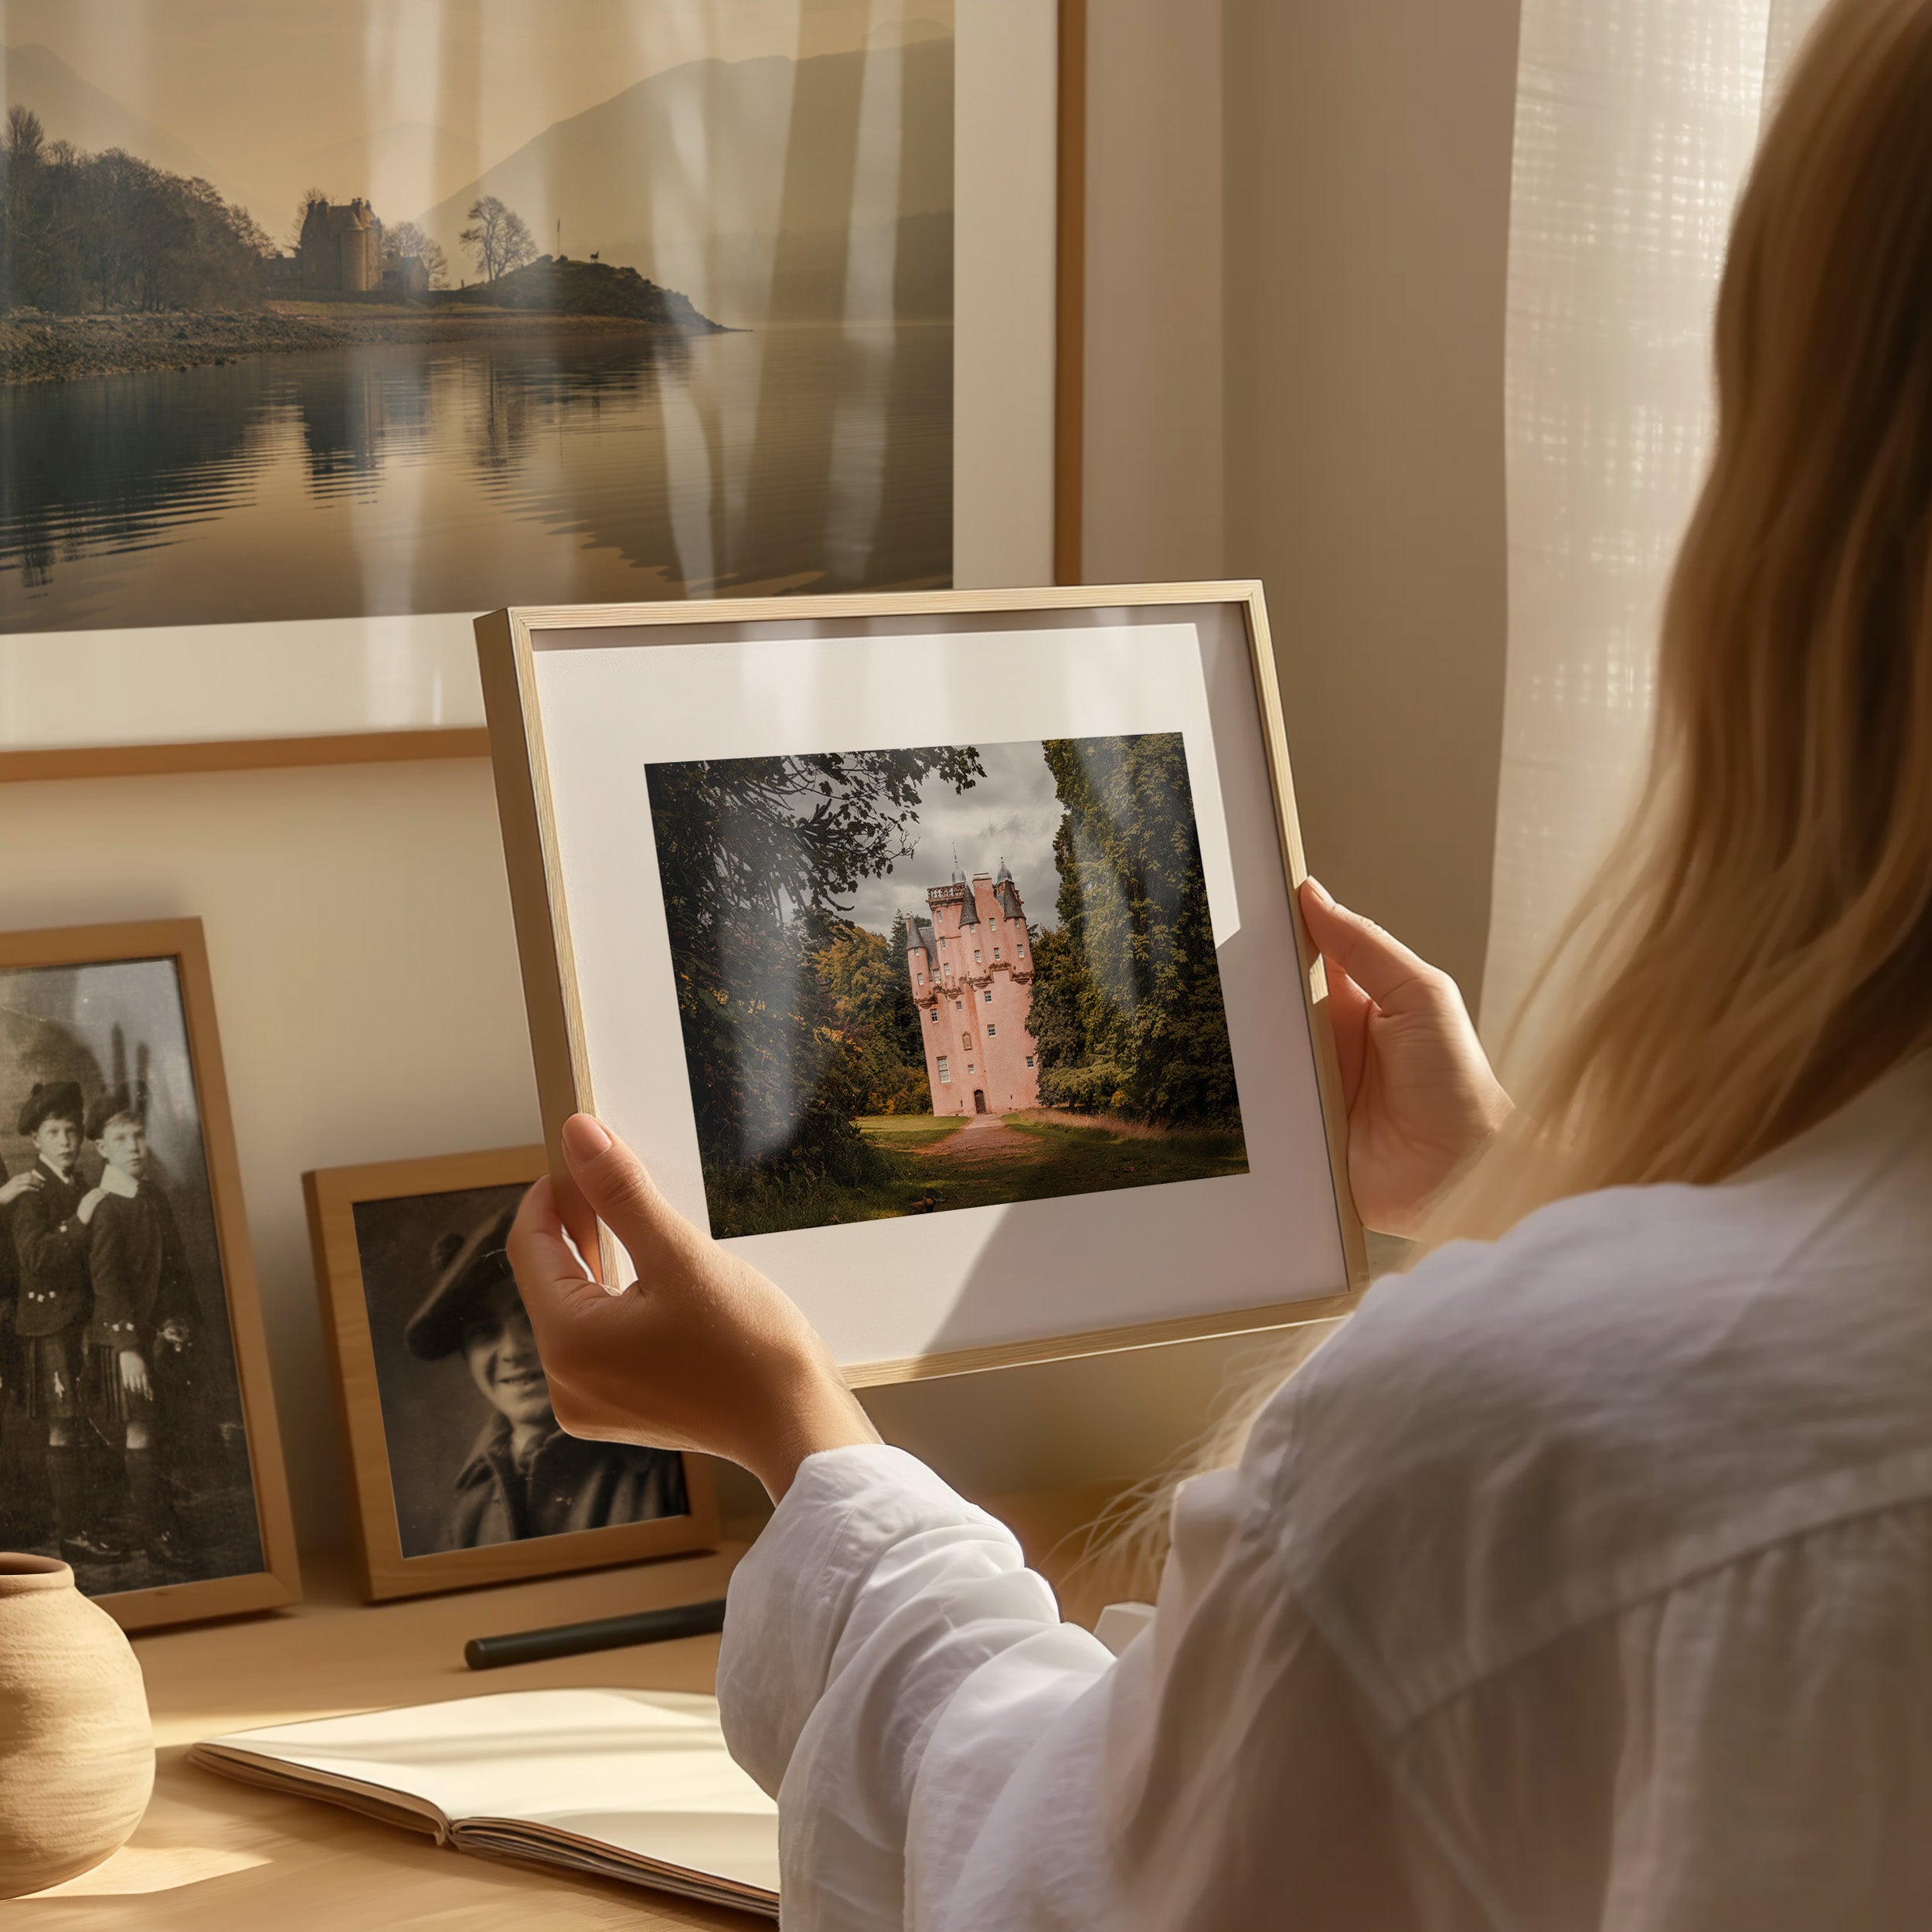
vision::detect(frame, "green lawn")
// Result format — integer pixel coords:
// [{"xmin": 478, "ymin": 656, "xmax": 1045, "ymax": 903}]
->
[
  {"xmin": 853, "ymin": 1114, "xmax": 967, "ymax": 1151},
  {"xmin": 703, "ymin": 1112, "xmax": 1249, "ymax": 1237}
]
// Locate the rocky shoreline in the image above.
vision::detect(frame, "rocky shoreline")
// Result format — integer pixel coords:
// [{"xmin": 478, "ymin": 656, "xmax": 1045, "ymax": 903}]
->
[{"xmin": 0, "ymin": 303, "xmax": 723, "ymax": 386}]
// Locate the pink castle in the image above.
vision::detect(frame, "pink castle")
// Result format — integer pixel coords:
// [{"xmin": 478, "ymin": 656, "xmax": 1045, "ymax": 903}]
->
[{"xmin": 904, "ymin": 861, "xmax": 1042, "ymax": 1116}]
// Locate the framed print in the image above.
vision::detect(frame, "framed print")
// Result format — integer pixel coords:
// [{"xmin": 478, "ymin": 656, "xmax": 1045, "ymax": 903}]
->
[
  {"xmin": 304, "ymin": 1145, "xmax": 718, "ymax": 1600},
  {"xmin": 478, "ymin": 583, "xmax": 1368, "ymax": 1386},
  {"xmin": 0, "ymin": 2, "xmax": 1067, "ymax": 778},
  {"xmin": 0, "ymin": 920, "xmax": 298, "ymax": 1630}
]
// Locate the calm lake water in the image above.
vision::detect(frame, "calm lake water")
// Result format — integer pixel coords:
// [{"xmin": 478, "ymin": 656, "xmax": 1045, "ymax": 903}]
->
[{"xmin": 0, "ymin": 320, "xmax": 951, "ymax": 631}]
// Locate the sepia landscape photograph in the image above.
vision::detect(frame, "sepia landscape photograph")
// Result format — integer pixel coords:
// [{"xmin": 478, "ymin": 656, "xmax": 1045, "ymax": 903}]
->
[
  {"xmin": 0, "ymin": 0, "xmax": 953, "ymax": 634},
  {"xmin": 645, "ymin": 731, "xmax": 1250, "ymax": 1240}
]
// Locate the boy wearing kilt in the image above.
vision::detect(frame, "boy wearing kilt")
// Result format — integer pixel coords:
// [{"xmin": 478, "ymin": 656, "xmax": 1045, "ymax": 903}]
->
[
  {"xmin": 9, "ymin": 1080, "xmax": 124, "ymax": 1563},
  {"xmin": 85, "ymin": 1083, "xmax": 194, "ymax": 1570}
]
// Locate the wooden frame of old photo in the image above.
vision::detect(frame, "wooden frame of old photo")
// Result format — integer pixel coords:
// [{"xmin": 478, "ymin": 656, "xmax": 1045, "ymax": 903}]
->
[
  {"xmin": 304, "ymin": 1145, "xmax": 721, "ymax": 1601},
  {"xmin": 477, "ymin": 583, "xmax": 1369, "ymax": 1389},
  {"xmin": 0, "ymin": 918, "xmax": 300, "ymax": 1630}
]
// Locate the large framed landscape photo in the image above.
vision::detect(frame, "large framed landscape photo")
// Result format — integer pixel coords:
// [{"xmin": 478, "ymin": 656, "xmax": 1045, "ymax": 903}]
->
[
  {"xmin": 304, "ymin": 1145, "xmax": 718, "ymax": 1600},
  {"xmin": 0, "ymin": 919, "xmax": 299, "ymax": 1629},
  {"xmin": 480, "ymin": 585, "xmax": 1367, "ymax": 1385},
  {"xmin": 0, "ymin": 2, "xmax": 1066, "ymax": 768}
]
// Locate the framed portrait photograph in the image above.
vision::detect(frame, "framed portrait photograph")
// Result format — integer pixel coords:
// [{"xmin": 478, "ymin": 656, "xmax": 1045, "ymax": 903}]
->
[
  {"xmin": 304, "ymin": 1146, "xmax": 717, "ymax": 1600},
  {"xmin": 0, "ymin": 1, "xmax": 1066, "ymax": 773},
  {"xmin": 478, "ymin": 584, "xmax": 1368, "ymax": 1386},
  {"xmin": 0, "ymin": 920, "xmax": 299, "ymax": 1629}
]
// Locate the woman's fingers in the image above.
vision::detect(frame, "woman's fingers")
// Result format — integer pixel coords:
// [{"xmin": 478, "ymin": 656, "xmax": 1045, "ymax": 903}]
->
[
  {"xmin": 1299, "ymin": 877, "xmax": 1444, "ymax": 1014},
  {"xmin": 1320, "ymin": 957, "xmax": 1372, "ymax": 1107},
  {"xmin": 508, "ymin": 1175, "xmax": 611, "ymax": 1316},
  {"xmin": 559, "ymin": 1114, "xmax": 706, "ymax": 1277}
]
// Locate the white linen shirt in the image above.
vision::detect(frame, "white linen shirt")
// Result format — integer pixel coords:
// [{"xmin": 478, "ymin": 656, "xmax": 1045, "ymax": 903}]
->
[{"xmin": 716, "ymin": 1054, "xmax": 1932, "ymax": 1930}]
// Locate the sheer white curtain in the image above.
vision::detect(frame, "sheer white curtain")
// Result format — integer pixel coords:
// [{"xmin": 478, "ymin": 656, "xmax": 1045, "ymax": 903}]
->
[{"xmin": 1479, "ymin": 0, "xmax": 1827, "ymax": 1046}]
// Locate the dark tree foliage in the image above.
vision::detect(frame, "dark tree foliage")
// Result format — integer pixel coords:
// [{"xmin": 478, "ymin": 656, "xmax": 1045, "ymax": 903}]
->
[
  {"xmin": 648, "ymin": 747, "xmax": 980, "ymax": 1177},
  {"xmin": 0, "ymin": 109, "xmax": 270, "ymax": 315},
  {"xmin": 1027, "ymin": 733, "xmax": 1242, "ymax": 1126}
]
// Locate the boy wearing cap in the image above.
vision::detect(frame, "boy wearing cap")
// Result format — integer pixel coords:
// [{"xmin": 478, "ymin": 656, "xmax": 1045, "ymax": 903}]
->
[
  {"xmin": 406, "ymin": 1202, "xmax": 686, "ymax": 1549},
  {"xmin": 9, "ymin": 1080, "xmax": 124, "ymax": 1563},
  {"xmin": 85, "ymin": 1084, "xmax": 194, "ymax": 1569}
]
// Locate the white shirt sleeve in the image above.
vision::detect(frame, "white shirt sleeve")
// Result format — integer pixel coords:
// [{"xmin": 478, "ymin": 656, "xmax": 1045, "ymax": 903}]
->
[{"xmin": 716, "ymin": 1440, "xmax": 1423, "ymax": 1932}]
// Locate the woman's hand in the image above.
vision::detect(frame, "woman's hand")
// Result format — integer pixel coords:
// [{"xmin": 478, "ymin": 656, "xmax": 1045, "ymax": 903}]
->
[
  {"xmin": 1299, "ymin": 879, "xmax": 1512, "ymax": 1236},
  {"xmin": 117, "ymin": 1349, "xmax": 151, "ymax": 1400},
  {"xmin": 508, "ymin": 1115, "xmax": 879, "ymax": 1501},
  {"xmin": 0, "ymin": 1170, "xmax": 41, "ymax": 1206}
]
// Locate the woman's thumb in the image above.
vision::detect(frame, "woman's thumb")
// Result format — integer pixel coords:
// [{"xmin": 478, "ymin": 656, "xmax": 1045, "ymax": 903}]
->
[
  {"xmin": 560, "ymin": 1114, "xmax": 692, "ymax": 1269},
  {"xmin": 1299, "ymin": 878, "xmax": 1440, "ymax": 1010}
]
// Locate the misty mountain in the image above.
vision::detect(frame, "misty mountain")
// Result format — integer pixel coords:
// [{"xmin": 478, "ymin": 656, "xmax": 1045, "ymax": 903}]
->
[
  {"xmin": 417, "ymin": 39, "xmax": 952, "ymax": 325},
  {"xmin": 0, "ymin": 43, "xmax": 213, "ymax": 185}
]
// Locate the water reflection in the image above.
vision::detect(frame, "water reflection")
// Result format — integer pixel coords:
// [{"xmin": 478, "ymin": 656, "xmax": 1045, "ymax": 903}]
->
[{"xmin": 0, "ymin": 322, "xmax": 951, "ymax": 631}]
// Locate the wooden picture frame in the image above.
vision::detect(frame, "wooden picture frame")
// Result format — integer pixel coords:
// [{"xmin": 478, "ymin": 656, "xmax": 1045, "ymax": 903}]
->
[
  {"xmin": 477, "ymin": 583, "xmax": 1367, "ymax": 1388},
  {"xmin": 0, "ymin": 918, "xmax": 299, "ymax": 1631},
  {"xmin": 304, "ymin": 1146, "xmax": 719, "ymax": 1601}
]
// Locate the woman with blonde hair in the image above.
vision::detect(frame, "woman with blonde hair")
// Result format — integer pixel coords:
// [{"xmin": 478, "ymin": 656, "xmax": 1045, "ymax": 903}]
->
[{"xmin": 509, "ymin": 0, "xmax": 1932, "ymax": 1922}]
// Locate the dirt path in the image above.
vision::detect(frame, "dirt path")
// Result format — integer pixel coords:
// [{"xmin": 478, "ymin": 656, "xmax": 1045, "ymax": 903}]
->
[{"xmin": 917, "ymin": 1114, "xmax": 1036, "ymax": 1164}]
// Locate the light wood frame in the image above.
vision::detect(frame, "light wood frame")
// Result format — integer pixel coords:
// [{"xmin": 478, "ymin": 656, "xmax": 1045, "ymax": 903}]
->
[
  {"xmin": 0, "ymin": 918, "xmax": 300, "ymax": 1630},
  {"xmin": 303, "ymin": 1146, "xmax": 720, "ymax": 1601},
  {"xmin": 476, "ymin": 583, "xmax": 1368, "ymax": 1388}
]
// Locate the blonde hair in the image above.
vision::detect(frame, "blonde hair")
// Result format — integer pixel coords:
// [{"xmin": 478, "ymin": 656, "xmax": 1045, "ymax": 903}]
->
[{"xmin": 1092, "ymin": 0, "xmax": 1932, "ymax": 1584}]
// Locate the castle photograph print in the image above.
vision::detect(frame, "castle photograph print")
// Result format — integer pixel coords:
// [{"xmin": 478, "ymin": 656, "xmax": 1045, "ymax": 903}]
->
[
  {"xmin": 647, "ymin": 733, "xmax": 1251, "ymax": 1240},
  {"xmin": 0, "ymin": 1, "xmax": 954, "ymax": 638}
]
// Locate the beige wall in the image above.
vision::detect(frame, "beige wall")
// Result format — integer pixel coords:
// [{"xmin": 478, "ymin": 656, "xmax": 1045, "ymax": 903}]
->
[
  {"xmin": 1219, "ymin": 0, "xmax": 1521, "ymax": 1003},
  {"xmin": 1083, "ymin": 0, "xmax": 1519, "ymax": 1001}
]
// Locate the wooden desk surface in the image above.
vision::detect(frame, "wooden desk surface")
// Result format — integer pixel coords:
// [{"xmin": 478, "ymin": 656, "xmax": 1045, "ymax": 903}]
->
[{"xmin": 19, "ymin": 1546, "xmax": 757, "ymax": 1930}]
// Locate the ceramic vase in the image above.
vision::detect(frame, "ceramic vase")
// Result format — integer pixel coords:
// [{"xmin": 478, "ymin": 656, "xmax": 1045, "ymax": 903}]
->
[{"xmin": 0, "ymin": 1555, "xmax": 153, "ymax": 1896}]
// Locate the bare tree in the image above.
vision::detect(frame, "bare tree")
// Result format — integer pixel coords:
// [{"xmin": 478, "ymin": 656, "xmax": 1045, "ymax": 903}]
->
[
  {"xmin": 287, "ymin": 185, "xmax": 328, "ymax": 251},
  {"xmin": 5, "ymin": 105, "xmax": 44, "ymax": 168},
  {"xmin": 382, "ymin": 218, "xmax": 448, "ymax": 289},
  {"xmin": 458, "ymin": 194, "xmax": 537, "ymax": 284}
]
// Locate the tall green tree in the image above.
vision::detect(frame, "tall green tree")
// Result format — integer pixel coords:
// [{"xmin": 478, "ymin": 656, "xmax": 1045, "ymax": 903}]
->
[
  {"xmin": 647, "ymin": 747, "xmax": 979, "ymax": 1173},
  {"xmin": 1028, "ymin": 733, "xmax": 1241, "ymax": 1125},
  {"xmin": 813, "ymin": 919, "xmax": 930, "ymax": 1114}
]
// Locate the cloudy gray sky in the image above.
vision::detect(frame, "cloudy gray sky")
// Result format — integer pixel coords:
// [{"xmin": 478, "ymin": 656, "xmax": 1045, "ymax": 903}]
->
[{"xmin": 845, "ymin": 739, "xmax": 1063, "ymax": 937}]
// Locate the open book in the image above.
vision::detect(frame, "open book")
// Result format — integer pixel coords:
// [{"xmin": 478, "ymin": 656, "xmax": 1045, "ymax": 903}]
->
[{"xmin": 190, "ymin": 1686, "xmax": 778, "ymax": 1917}]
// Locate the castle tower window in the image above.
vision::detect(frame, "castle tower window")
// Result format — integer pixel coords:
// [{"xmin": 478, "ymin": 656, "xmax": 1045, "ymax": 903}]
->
[
  {"xmin": 975, "ymin": 950, "xmax": 981, "ymax": 962},
  {"xmin": 1026, "ymin": 1055, "xmax": 1035, "ymax": 1068},
  {"xmin": 987, "ymin": 1023, "xmax": 997, "ymax": 1036},
  {"xmin": 937, "ymin": 1056, "xmax": 951, "ymax": 1084},
  {"xmin": 983, "ymin": 990, "xmax": 993, "ymax": 1004},
  {"xmin": 994, "ymin": 947, "xmax": 1001, "ymax": 960}
]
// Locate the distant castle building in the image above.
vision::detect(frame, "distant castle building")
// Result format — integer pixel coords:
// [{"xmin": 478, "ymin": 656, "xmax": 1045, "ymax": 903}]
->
[
  {"xmin": 904, "ymin": 862, "xmax": 1041, "ymax": 1116},
  {"xmin": 298, "ymin": 196, "xmax": 383, "ymax": 294}
]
